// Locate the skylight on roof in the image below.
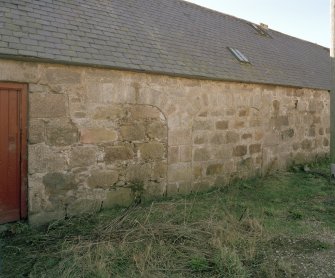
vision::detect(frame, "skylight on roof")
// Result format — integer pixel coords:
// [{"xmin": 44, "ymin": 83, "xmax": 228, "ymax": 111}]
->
[
  {"xmin": 228, "ymin": 47, "xmax": 250, "ymax": 64},
  {"xmin": 250, "ymin": 23, "xmax": 271, "ymax": 37}
]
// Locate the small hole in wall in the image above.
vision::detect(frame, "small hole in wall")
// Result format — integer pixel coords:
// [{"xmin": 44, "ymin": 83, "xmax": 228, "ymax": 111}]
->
[{"xmin": 294, "ymin": 100, "xmax": 298, "ymax": 109}]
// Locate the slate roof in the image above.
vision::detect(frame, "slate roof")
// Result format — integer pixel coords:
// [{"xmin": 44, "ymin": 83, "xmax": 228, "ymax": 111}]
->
[{"xmin": 0, "ymin": 0, "xmax": 331, "ymax": 90}]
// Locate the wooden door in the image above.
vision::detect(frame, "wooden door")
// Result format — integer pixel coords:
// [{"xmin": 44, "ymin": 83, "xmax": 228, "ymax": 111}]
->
[{"xmin": 0, "ymin": 83, "xmax": 27, "ymax": 224}]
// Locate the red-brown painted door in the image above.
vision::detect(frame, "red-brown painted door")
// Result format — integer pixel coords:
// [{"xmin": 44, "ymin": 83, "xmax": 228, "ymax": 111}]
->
[{"xmin": 0, "ymin": 83, "xmax": 27, "ymax": 224}]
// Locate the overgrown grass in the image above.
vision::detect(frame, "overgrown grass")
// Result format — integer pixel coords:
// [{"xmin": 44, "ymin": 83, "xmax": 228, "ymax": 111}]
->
[{"xmin": 1, "ymin": 160, "xmax": 335, "ymax": 277}]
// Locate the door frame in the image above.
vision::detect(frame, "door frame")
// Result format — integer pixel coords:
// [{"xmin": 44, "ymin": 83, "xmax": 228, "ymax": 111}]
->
[{"xmin": 0, "ymin": 83, "xmax": 28, "ymax": 220}]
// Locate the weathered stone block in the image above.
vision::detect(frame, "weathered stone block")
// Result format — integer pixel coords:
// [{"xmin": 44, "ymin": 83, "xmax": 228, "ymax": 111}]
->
[
  {"xmin": 301, "ymin": 139, "xmax": 312, "ymax": 150},
  {"xmin": 193, "ymin": 148, "xmax": 210, "ymax": 161},
  {"xmin": 93, "ymin": 105, "xmax": 127, "ymax": 120},
  {"xmin": 69, "ymin": 146, "xmax": 97, "ymax": 167},
  {"xmin": 88, "ymin": 170, "xmax": 119, "ymax": 188},
  {"xmin": 29, "ymin": 84, "xmax": 49, "ymax": 93},
  {"xmin": 193, "ymin": 133, "xmax": 207, "ymax": 144},
  {"xmin": 29, "ymin": 119, "xmax": 45, "ymax": 144},
  {"xmin": 193, "ymin": 165, "xmax": 203, "ymax": 179},
  {"xmin": 233, "ymin": 121, "xmax": 245, "ymax": 129},
  {"xmin": 169, "ymin": 128, "xmax": 192, "ymax": 145},
  {"xmin": 273, "ymin": 115, "xmax": 289, "ymax": 128},
  {"xmin": 126, "ymin": 164, "xmax": 151, "ymax": 182},
  {"xmin": 292, "ymin": 143, "xmax": 300, "ymax": 151},
  {"xmin": 168, "ymin": 146, "xmax": 179, "ymax": 164},
  {"xmin": 193, "ymin": 119, "xmax": 212, "ymax": 130},
  {"xmin": 319, "ymin": 128, "xmax": 324, "ymax": 135},
  {"xmin": 168, "ymin": 163, "xmax": 192, "ymax": 182},
  {"xmin": 272, "ymin": 100, "xmax": 280, "ymax": 112},
  {"xmin": 210, "ymin": 133, "xmax": 225, "ymax": 145},
  {"xmin": 46, "ymin": 120, "xmax": 78, "ymax": 146},
  {"xmin": 102, "ymin": 82, "xmax": 136, "ymax": 103},
  {"xmin": 226, "ymin": 109, "xmax": 235, "ymax": 116},
  {"xmin": 104, "ymin": 188, "xmax": 133, "ymax": 208},
  {"xmin": 216, "ymin": 120, "xmax": 229, "ymax": 130},
  {"xmin": 30, "ymin": 93, "xmax": 67, "ymax": 118},
  {"xmin": 309, "ymin": 100, "xmax": 324, "ymax": 112},
  {"xmin": 120, "ymin": 124, "xmax": 146, "ymax": 141},
  {"xmin": 249, "ymin": 144, "xmax": 261, "ymax": 154},
  {"xmin": 198, "ymin": 111, "xmax": 208, "ymax": 117},
  {"xmin": 281, "ymin": 128, "xmax": 295, "ymax": 140},
  {"xmin": 239, "ymin": 109, "xmax": 248, "ymax": 117},
  {"xmin": 73, "ymin": 111, "xmax": 86, "ymax": 118},
  {"xmin": 129, "ymin": 105, "xmax": 161, "ymax": 119},
  {"xmin": 80, "ymin": 128, "xmax": 118, "ymax": 144},
  {"xmin": 28, "ymin": 144, "xmax": 67, "ymax": 174},
  {"xmin": 254, "ymin": 131, "xmax": 264, "ymax": 141},
  {"xmin": 313, "ymin": 116, "xmax": 321, "ymax": 124},
  {"xmin": 142, "ymin": 181, "xmax": 166, "ymax": 198},
  {"xmin": 180, "ymin": 145, "xmax": 192, "ymax": 162},
  {"xmin": 308, "ymin": 127, "xmax": 316, "ymax": 137},
  {"xmin": 206, "ymin": 164, "xmax": 223, "ymax": 176},
  {"xmin": 226, "ymin": 131, "xmax": 239, "ymax": 143},
  {"xmin": 0, "ymin": 60, "xmax": 38, "ymax": 83},
  {"xmin": 152, "ymin": 162, "xmax": 167, "ymax": 179},
  {"xmin": 139, "ymin": 143, "xmax": 165, "ymax": 160},
  {"xmin": 146, "ymin": 121, "xmax": 167, "ymax": 140},
  {"xmin": 43, "ymin": 172, "xmax": 76, "ymax": 194},
  {"xmin": 45, "ymin": 68, "xmax": 82, "ymax": 84},
  {"xmin": 323, "ymin": 138, "xmax": 329, "ymax": 147},
  {"xmin": 242, "ymin": 133, "xmax": 252, "ymax": 140},
  {"xmin": 249, "ymin": 118, "xmax": 262, "ymax": 127},
  {"xmin": 214, "ymin": 146, "xmax": 233, "ymax": 159},
  {"xmin": 105, "ymin": 145, "xmax": 134, "ymax": 162},
  {"xmin": 233, "ymin": 145, "xmax": 247, "ymax": 157}
]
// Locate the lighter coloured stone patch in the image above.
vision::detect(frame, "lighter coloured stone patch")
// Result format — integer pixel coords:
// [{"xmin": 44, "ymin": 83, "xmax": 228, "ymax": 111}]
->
[
  {"xmin": 129, "ymin": 105, "xmax": 162, "ymax": 119},
  {"xmin": 30, "ymin": 93, "xmax": 67, "ymax": 118},
  {"xmin": 44, "ymin": 68, "xmax": 82, "ymax": 84},
  {"xmin": 105, "ymin": 145, "xmax": 134, "ymax": 161},
  {"xmin": 80, "ymin": 128, "xmax": 118, "ymax": 144},
  {"xmin": 139, "ymin": 143, "xmax": 165, "ymax": 161}
]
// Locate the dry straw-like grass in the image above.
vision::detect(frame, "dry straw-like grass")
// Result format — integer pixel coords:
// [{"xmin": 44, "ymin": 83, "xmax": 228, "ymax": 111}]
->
[
  {"xmin": 37, "ymin": 198, "xmax": 266, "ymax": 278},
  {"xmin": 3, "ymin": 160, "xmax": 334, "ymax": 277}
]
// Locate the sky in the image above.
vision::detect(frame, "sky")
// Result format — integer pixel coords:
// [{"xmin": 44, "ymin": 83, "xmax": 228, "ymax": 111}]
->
[{"xmin": 185, "ymin": 0, "xmax": 330, "ymax": 48}]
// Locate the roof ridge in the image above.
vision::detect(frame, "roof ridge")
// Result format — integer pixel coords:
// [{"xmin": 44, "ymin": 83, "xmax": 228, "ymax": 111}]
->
[
  {"xmin": 176, "ymin": 0, "xmax": 254, "ymax": 24},
  {"xmin": 176, "ymin": 0, "xmax": 329, "ymax": 50}
]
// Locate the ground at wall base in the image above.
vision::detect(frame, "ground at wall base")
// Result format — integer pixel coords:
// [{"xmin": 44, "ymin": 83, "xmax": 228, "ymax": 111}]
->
[{"xmin": 1, "ymin": 159, "xmax": 335, "ymax": 277}]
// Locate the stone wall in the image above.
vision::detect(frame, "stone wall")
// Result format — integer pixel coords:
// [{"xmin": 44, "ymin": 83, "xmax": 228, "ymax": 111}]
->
[{"xmin": 0, "ymin": 59, "xmax": 330, "ymax": 225}]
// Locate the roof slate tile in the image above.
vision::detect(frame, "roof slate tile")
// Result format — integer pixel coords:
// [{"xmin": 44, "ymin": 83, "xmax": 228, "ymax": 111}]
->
[{"xmin": 0, "ymin": 0, "xmax": 330, "ymax": 89}]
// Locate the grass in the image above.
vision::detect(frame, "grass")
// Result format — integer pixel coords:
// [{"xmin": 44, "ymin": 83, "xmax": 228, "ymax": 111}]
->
[{"xmin": 1, "ymin": 159, "xmax": 335, "ymax": 277}]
